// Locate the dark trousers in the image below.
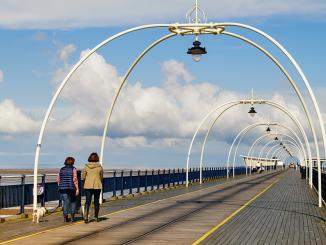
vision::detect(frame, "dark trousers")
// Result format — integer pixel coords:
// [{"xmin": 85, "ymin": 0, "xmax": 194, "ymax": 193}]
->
[
  {"xmin": 84, "ymin": 189, "xmax": 101, "ymax": 206},
  {"xmin": 84, "ymin": 189, "xmax": 101, "ymax": 219}
]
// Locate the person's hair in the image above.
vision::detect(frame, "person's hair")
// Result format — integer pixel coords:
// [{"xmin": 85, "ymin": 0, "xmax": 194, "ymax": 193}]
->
[
  {"xmin": 64, "ymin": 157, "xmax": 75, "ymax": 166},
  {"xmin": 88, "ymin": 152, "xmax": 99, "ymax": 162}
]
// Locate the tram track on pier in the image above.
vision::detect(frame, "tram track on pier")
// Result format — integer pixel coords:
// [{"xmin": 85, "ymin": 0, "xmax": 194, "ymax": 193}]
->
[{"xmin": 61, "ymin": 171, "xmax": 282, "ymax": 245}]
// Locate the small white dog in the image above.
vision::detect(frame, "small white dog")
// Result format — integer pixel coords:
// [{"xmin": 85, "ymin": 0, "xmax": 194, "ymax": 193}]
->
[{"xmin": 32, "ymin": 207, "xmax": 47, "ymax": 223}]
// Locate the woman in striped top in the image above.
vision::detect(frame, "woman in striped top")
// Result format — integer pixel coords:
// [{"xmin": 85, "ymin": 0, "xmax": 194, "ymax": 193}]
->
[{"xmin": 57, "ymin": 157, "xmax": 79, "ymax": 222}]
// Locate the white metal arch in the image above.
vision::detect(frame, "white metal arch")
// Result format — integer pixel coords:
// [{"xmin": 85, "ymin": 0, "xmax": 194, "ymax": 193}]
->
[
  {"xmin": 102, "ymin": 29, "xmax": 319, "ymax": 185},
  {"xmin": 33, "ymin": 22, "xmax": 325, "ymax": 209},
  {"xmin": 220, "ymin": 22, "xmax": 326, "ymax": 159},
  {"xmin": 248, "ymin": 133, "xmax": 303, "ymax": 169},
  {"xmin": 273, "ymin": 140, "xmax": 304, "ymax": 163},
  {"xmin": 257, "ymin": 129, "xmax": 305, "ymax": 165},
  {"xmin": 200, "ymin": 100, "xmax": 312, "ymax": 181},
  {"xmin": 266, "ymin": 144, "xmax": 285, "ymax": 160},
  {"xmin": 259, "ymin": 139, "xmax": 304, "ymax": 165},
  {"xmin": 99, "ymin": 33, "xmax": 177, "ymax": 164},
  {"xmin": 99, "ymin": 26, "xmax": 321, "ymax": 194},
  {"xmin": 248, "ymin": 136, "xmax": 302, "ymax": 171},
  {"xmin": 258, "ymin": 139, "xmax": 304, "ymax": 165},
  {"xmin": 226, "ymin": 122, "xmax": 307, "ymax": 179},
  {"xmin": 185, "ymin": 100, "xmax": 241, "ymax": 186},
  {"xmin": 247, "ymin": 134, "xmax": 300, "ymax": 172},
  {"xmin": 229, "ymin": 100, "xmax": 313, "ymax": 186},
  {"xmin": 271, "ymin": 144, "xmax": 301, "ymax": 164}
]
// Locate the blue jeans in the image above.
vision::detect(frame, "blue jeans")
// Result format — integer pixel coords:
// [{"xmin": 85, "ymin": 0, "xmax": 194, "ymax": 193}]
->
[{"xmin": 60, "ymin": 191, "xmax": 76, "ymax": 215}]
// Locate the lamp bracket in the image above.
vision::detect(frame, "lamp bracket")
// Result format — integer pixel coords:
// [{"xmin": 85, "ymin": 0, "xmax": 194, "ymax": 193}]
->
[{"xmin": 169, "ymin": 24, "xmax": 225, "ymax": 36}]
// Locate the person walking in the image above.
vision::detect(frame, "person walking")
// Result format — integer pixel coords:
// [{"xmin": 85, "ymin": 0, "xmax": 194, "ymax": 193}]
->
[
  {"xmin": 57, "ymin": 157, "xmax": 79, "ymax": 222},
  {"xmin": 82, "ymin": 152, "xmax": 103, "ymax": 223}
]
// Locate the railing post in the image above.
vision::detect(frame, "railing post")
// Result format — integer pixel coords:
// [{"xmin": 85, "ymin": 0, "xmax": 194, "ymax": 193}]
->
[
  {"xmin": 129, "ymin": 170, "xmax": 133, "ymax": 195},
  {"xmin": 0, "ymin": 176, "xmax": 2, "ymax": 209},
  {"xmin": 41, "ymin": 174, "xmax": 46, "ymax": 207},
  {"xmin": 181, "ymin": 169, "xmax": 184, "ymax": 185},
  {"xmin": 157, "ymin": 169, "xmax": 160, "ymax": 190},
  {"xmin": 151, "ymin": 169, "xmax": 154, "ymax": 191},
  {"xmin": 137, "ymin": 170, "xmax": 141, "ymax": 193},
  {"xmin": 172, "ymin": 169, "xmax": 175, "ymax": 187},
  {"xmin": 145, "ymin": 170, "xmax": 148, "ymax": 192},
  {"xmin": 162, "ymin": 169, "xmax": 166, "ymax": 189},
  {"xmin": 113, "ymin": 171, "xmax": 117, "ymax": 197},
  {"xmin": 121, "ymin": 170, "xmax": 124, "ymax": 196},
  {"xmin": 20, "ymin": 174, "xmax": 25, "ymax": 214},
  {"xmin": 176, "ymin": 169, "xmax": 179, "ymax": 185},
  {"xmin": 168, "ymin": 169, "xmax": 171, "ymax": 188}
]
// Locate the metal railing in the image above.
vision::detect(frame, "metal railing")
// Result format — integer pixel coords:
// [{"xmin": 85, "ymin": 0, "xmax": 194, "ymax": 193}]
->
[
  {"xmin": 312, "ymin": 168, "xmax": 326, "ymax": 204},
  {"xmin": 0, "ymin": 166, "xmax": 247, "ymax": 213}
]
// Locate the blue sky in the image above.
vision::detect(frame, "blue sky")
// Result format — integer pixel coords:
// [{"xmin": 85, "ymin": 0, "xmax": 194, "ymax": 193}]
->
[{"xmin": 0, "ymin": 0, "xmax": 325, "ymax": 169}]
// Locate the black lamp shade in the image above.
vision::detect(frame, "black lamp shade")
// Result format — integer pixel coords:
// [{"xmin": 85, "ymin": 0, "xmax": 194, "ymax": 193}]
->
[
  {"xmin": 187, "ymin": 40, "xmax": 207, "ymax": 62},
  {"xmin": 248, "ymin": 107, "xmax": 257, "ymax": 117}
]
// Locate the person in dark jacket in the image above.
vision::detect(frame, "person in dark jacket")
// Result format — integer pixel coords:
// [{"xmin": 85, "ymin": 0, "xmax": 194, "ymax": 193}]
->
[
  {"xmin": 57, "ymin": 157, "xmax": 79, "ymax": 222},
  {"xmin": 82, "ymin": 152, "xmax": 103, "ymax": 223}
]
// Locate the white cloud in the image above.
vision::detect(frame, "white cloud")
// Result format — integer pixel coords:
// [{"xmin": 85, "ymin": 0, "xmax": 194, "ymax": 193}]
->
[
  {"xmin": 0, "ymin": 69, "xmax": 4, "ymax": 82},
  {"xmin": 49, "ymin": 48, "xmax": 316, "ymax": 151},
  {"xmin": 57, "ymin": 44, "xmax": 76, "ymax": 64},
  {"xmin": 0, "ymin": 99, "xmax": 39, "ymax": 133},
  {"xmin": 0, "ymin": 0, "xmax": 325, "ymax": 29}
]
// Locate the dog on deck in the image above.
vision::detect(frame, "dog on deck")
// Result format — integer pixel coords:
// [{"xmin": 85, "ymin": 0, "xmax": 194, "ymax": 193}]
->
[{"xmin": 32, "ymin": 207, "xmax": 47, "ymax": 223}]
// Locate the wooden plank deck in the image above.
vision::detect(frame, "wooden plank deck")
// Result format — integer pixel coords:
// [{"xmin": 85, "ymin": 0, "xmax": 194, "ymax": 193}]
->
[
  {"xmin": 0, "ymin": 171, "xmax": 283, "ymax": 244},
  {"xmin": 202, "ymin": 170, "xmax": 326, "ymax": 245}
]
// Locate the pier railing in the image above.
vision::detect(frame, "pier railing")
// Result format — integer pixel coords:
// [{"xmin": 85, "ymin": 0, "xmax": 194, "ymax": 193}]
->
[
  {"xmin": 312, "ymin": 167, "xmax": 326, "ymax": 205},
  {"xmin": 0, "ymin": 166, "xmax": 248, "ymax": 212}
]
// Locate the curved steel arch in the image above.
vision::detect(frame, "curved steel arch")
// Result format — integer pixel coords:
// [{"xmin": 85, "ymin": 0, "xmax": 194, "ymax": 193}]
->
[
  {"xmin": 248, "ymin": 133, "xmax": 303, "ymax": 171},
  {"xmin": 226, "ymin": 122, "xmax": 307, "ymax": 179},
  {"xmin": 33, "ymin": 22, "xmax": 325, "ymax": 209},
  {"xmin": 229, "ymin": 100, "xmax": 313, "ymax": 185},
  {"xmin": 185, "ymin": 100, "xmax": 241, "ymax": 186},
  {"xmin": 100, "ymin": 26, "xmax": 321, "ymax": 191},
  {"xmin": 257, "ymin": 129, "xmax": 304, "ymax": 163},
  {"xmin": 102, "ymin": 29, "xmax": 319, "ymax": 186},
  {"xmin": 259, "ymin": 139, "xmax": 304, "ymax": 164},
  {"xmin": 220, "ymin": 31, "xmax": 320, "ymax": 187},
  {"xmin": 200, "ymin": 100, "xmax": 311, "ymax": 181},
  {"xmin": 247, "ymin": 136, "xmax": 303, "ymax": 174},
  {"xmin": 32, "ymin": 24, "xmax": 173, "ymax": 210},
  {"xmin": 249, "ymin": 133, "xmax": 302, "ymax": 158},
  {"xmin": 99, "ymin": 33, "xmax": 176, "ymax": 163},
  {"xmin": 266, "ymin": 144, "xmax": 285, "ymax": 159},
  {"xmin": 258, "ymin": 139, "xmax": 304, "ymax": 165},
  {"xmin": 220, "ymin": 22, "xmax": 326, "ymax": 159},
  {"xmin": 264, "ymin": 139, "xmax": 304, "ymax": 164},
  {"xmin": 271, "ymin": 144, "xmax": 301, "ymax": 164}
]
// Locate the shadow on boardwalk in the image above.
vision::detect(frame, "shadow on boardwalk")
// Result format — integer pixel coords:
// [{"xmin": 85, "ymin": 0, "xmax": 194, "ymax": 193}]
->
[{"xmin": 203, "ymin": 169, "xmax": 326, "ymax": 245}]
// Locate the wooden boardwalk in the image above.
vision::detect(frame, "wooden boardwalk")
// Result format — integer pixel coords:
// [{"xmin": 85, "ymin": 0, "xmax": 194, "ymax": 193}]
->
[
  {"xmin": 1, "ymin": 169, "xmax": 324, "ymax": 245},
  {"xmin": 200, "ymin": 170, "xmax": 326, "ymax": 245},
  {"xmin": 0, "ymin": 171, "xmax": 282, "ymax": 244}
]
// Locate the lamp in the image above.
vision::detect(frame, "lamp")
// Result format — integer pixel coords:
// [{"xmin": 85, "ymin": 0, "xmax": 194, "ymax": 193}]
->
[
  {"xmin": 266, "ymin": 127, "xmax": 271, "ymax": 134},
  {"xmin": 187, "ymin": 40, "xmax": 207, "ymax": 62},
  {"xmin": 248, "ymin": 107, "xmax": 257, "ymax": 118}
]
